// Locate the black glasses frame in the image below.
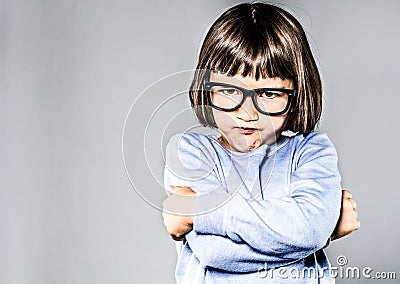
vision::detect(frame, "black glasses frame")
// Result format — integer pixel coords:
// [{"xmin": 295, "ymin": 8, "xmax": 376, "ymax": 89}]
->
[{"xmin": 204, "ymin": 81, "xmax": 297, "ymax": 116}]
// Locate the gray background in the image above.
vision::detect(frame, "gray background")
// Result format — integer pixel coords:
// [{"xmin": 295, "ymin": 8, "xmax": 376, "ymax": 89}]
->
[{"xmin": 1, "ymin": 0, "xmax": 399, "ymax": 283}]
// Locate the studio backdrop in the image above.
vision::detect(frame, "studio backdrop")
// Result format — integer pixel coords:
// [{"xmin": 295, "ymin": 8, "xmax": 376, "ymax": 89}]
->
[{"xmin": 1, "ymin": 0, "xmax": 399, "ymax": 283}]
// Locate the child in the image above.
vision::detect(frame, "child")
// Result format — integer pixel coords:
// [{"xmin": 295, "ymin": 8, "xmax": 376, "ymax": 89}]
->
[{"xmin": 162, "ymin": 2, "xmax": 359, "ymax": 283}]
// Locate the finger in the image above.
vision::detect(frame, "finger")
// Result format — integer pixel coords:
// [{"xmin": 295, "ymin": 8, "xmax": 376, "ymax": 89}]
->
[
  {"xmin": 170, "ymin": 186, "xmax": 195, "ymax": 196},
  {"xmin": 174, "ymin": 237, "xmax": 186, "ymax": 241},
  {"xmin": 350, "ymin": 199, "xmax": 357, "ymax": 209},
  {"xmin": 173, "ymin": 236, "xmax": 186, "ymax": 242},
  {"xmin": 170, "ymin": 234, "xmax": 185, "ymax": 241},
  {"xmin": 342, "ymin": 189, "xmax": 352, "ymax": 199},
  {"xmin": 353, "ymin": 220, "xmax": 361, "ymax": 231},
  {"xmin": 342, "ymin": 198, "xmax": 353, "ymax": 210},
  {"xmin": 170, "ymin": 185, "xmax": 184, "ymax": 194}
]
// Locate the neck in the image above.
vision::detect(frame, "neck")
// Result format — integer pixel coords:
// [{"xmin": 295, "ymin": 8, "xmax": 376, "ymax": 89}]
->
[{"xmin": 218, "ymin": 135, "xmax": 235, "ymax": 151}]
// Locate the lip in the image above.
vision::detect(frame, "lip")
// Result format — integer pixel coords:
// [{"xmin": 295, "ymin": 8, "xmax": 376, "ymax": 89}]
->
[{"xmin": 237, "ymin": 127, "xmax": 258, "ymax": 134}]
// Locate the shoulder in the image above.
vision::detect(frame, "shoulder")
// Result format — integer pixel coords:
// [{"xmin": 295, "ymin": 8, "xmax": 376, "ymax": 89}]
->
[
  {"xmin": 166, "ymin": 132, "xmax": 221, "ymax": 164},
  {"xmin": 285, "ymin": 131, "xmax": 338, "ymax": 166},
  {"xmin": 167, "ymin": 132, "xmax": 217, "ymax": 152},
  {"xmin": 290, "ymin": 131, "xmax": 335, "ymax": 150},
  {"xmin": 168, "ymin": 132, "xmax": 214, "ymax": 147}
]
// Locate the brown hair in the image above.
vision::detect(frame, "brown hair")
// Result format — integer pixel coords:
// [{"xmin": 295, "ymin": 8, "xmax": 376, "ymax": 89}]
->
[{"xmin": 189, "ymin": 2, "xmax": 322, "ymax": 134}]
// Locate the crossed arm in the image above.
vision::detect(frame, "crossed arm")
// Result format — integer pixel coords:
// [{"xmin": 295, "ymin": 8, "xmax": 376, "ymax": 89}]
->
[
  {"xmin": 162, "ymin": 134, "xmax": 360, "ymax": 271},
  {"xmin": 163, "ymin": 187, "xmax": 360, "ymax": 241},
  {"xmin": 163, "ymin": 186, "xmax": 359, "ymax": 272}
]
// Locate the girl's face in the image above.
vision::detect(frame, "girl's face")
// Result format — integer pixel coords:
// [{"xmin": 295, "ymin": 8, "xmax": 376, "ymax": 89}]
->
[{"xmin": 210, "ymin": 72, "xmax": 294, "ymax": 152}]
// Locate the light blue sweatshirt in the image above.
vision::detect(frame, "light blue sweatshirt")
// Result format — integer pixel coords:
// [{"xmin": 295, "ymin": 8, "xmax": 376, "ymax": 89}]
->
[{"xmin": 164, "ymin": 131, "xmax": 342, "ymax": 283}]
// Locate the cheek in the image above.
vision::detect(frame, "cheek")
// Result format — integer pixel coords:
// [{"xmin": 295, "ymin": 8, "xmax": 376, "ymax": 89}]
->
[
  {"xmin": 258, "ymin": 114, "xmax": 288, "ymax": 131},
  {"xmin": 212, "ymin": 109, "xmax": 236, "ymax": 128},
  {"xmin": 270, "ymin": 115, "xmax": 288, "ymax": 131}
]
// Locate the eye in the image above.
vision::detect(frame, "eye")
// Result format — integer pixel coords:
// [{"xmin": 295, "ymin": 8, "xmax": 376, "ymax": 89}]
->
[
  {"xmin": 258, "ymin": 91, "xmax": 281, "ymax": 99},
  {"xmin": 218, "ymin": 88, "xmax": 240, "ymax": 96}
]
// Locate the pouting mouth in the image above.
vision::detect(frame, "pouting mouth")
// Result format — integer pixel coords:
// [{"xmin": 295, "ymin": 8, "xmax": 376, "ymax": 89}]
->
[
  {"xmin": 237, "ymin": 127, "xmax": 259, "ymax": 130},
  {"xmin": 237, "ymin": 127, "xmax": 259, "ymax": 135}
]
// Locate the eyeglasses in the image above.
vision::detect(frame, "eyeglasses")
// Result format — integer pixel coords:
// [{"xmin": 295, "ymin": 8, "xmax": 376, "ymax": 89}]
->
[{"xmin": 205, "ymin": 82, "xmax": 296, "ymax": 116}]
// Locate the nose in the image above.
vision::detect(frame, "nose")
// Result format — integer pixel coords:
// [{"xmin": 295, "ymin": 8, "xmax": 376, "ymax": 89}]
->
[{"xmin": 236, "ymin": 96, "xmax": 259, "ymax": 121}]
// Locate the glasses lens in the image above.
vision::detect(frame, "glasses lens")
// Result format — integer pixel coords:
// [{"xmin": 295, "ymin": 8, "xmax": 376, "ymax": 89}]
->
[
  {"xmin": 209, "ymin": 85, "xmax": 243, "ymax": 109},
  {"xmin": 255, "ymin": 90, "xmax": 289, "ymax": 114}
]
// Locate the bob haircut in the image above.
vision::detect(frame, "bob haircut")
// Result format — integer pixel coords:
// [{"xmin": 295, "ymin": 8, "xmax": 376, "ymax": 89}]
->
[{"xmin": 189, "ymin": 2, "xmax": 322, "ymax": 134}]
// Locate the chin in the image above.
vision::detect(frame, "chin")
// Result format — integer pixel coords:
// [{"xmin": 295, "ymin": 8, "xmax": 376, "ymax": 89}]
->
[{"xmin": 237, "ymin": 137, "xmax": 262, "ymax": 152}]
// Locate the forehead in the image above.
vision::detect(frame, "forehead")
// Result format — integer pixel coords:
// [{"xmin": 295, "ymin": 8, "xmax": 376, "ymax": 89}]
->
[{"xmin": 210, "ymin": 72, "xmax": 294, "ymax": 89}]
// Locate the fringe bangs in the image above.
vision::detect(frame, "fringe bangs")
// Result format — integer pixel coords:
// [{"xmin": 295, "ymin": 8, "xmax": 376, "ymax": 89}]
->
[{"xmin": 204, "ymin": 10, "xmax": 297, "ymax": 81}]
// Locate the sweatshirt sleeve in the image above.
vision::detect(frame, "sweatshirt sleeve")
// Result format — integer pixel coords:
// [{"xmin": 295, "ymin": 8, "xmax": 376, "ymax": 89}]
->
[
  {"xmin": 184, "ymin": 231, "xmax": 308, "ymax": 272},
  {"xmin": 164, "ymin": 133, "xmax": 223, "ymax": 196},
  {"xmin": 193, "ymin": 133, "xmax": 342, "ymax": 260}
]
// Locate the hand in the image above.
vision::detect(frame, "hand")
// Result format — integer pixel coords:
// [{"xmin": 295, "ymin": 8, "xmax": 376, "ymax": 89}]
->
[
  {"xmin": 331, "ymin": 189, "xmax": 360, "ymax": 241},
  {"xmin": 162, "ymin": 186, "xmax": 196, "ymax": 241}
]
